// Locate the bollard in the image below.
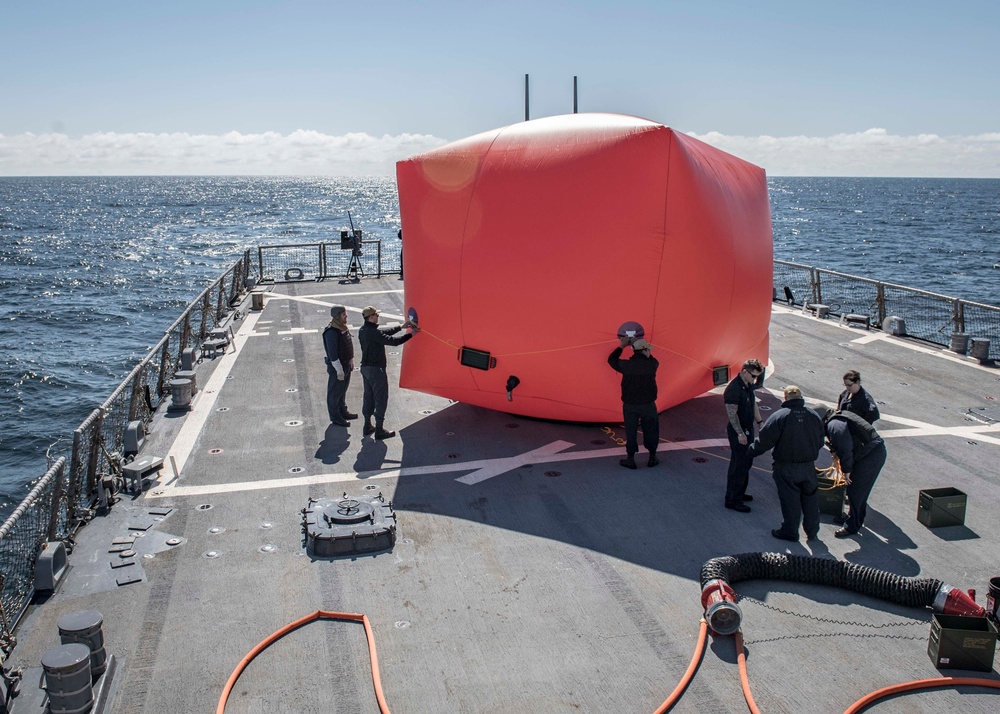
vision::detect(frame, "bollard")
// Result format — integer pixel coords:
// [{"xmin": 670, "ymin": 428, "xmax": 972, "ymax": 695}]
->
[
  {"xmin": 58, "ymin": 610, "xmax": 108, "ymax": 679},
  {"xmin": 167, "ymin": 378, "xmax": 193, "ymax": 412},
  {"xmin": 949, "ymin": 333, "xmax": 969, "ymax": 354},
  {"xmin": 969, "ymin": 338, "xmax": 991, "ymax": 363},
  {"xmin": 40, "ymin": 643, "xmax": 94, "ymax": 714},
  {"xmin": 174, "ymin": 369, "xmax": 197, "ymax": 394}
]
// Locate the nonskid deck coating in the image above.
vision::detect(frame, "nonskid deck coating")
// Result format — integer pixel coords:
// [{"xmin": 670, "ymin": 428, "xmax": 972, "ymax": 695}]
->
[{"xmin": 11, "ymin": 277, "xmax": 1000, "ymax": 713}]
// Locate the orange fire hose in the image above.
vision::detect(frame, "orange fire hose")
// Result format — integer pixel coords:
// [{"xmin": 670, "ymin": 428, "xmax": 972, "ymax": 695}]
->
[
  {"xmin": 216, "ymin": 609, "xmax": 391, "ymax": 714},
  {"xmin": 843, "ymin": 676, "xmax": 1000, "ymax": 713},
  {"xmin": 651, "ymin": 619, "xmax": 709, "ymax": 714},
  {"xmin": 734, "ymin": 629, "xmax": 762, "ymax": 714}
]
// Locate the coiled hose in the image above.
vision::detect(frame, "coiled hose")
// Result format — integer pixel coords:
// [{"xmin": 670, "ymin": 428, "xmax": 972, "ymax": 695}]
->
[
  {"xmin": 699, "ymin": 552, "xmax": 947, "ymax": 635},
  {"xmin": 702, "ymin": 552, "xmax": 942, "ymax": 606}
]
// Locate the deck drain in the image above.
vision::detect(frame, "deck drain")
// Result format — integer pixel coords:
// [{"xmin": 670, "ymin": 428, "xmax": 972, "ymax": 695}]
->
[
  {"xmin": 259, "ymin": 544, "xmax": 277, "ymax": 554},
  {"xmin": 967, "ymin": 440, "xmax": 979, "ymax": 445},
  {"xmin": 288, "ymin": 466, "xmax": 305, "ymax": 474},
  {"xmin": 365, "ymin": 484, "xmax": 378, "ymax": 490},
  {"xmin": 120, "ymin": 550, "xmax": 136, "ymax": 559},
  {"xmin": 286, "ymin": 388, "xmax": 298, "ymax": 393},
  {"xmin": 590, "ymin": 440, "xmax": 606, "ymax": 445},
  {"xmin": 217, "ymin": 407, "xmax": 230, "ymax": 412},
  {"xmin": 447, "ymin": 453, "xmax": 459, "ymax": 459},
  {"xmin": 284, "ymin": 420, "xmax": 304, "ymax": 427},
  {"xmin": 281, "ymin": 319, "xmax": 291, "ymax": 323},
  {"xmin": 208, "ymin": 527, "xmax": 225, "ymax": 535},
  {"xmin": 693, "ymin": 457, "xmax": 709, "ymax": 463},
  {"xmin": 544, "ymin": 471, "xmax": 561, "ymax": 478},
  {"xmin": 899, "ymin": 382, "xmax": 909, "ymax": 386},
  {"xmin": 203, "ymin": 551, "xmax": 222, "ymax": 559},
  {"xmin": 208, "ymin": 448, "xmax": 224, "ymax": 455},
  {"xmin": 260, "ymin": 522, "xmax": 273, "ymax": 529},
  {"xmin": 395, "ymin": 621, "xmax": 410, "ymax": 629},
  {"xmin": 401, "ymin": 539, "xmax": 413, "ymax": 545},
  {"xmin": 505, "ymin": 423, "xmax": 519, "ymax": 429},
  {"xmin": 283, "ymin": 358, "xmax": 295, "ymax": 363},
  {"xmin": 418, "ymin": 409, "xmax": 435, "ymax": 415},
  {"xmin": 227, "ymin": 375, "xmax": 235, "ymax": 380},
  {"xmin": 196, "ymin": 504, "xmax": 213, "ymax": 511},
  {"xmin": 166, "ymin": 538, "xmax": 182, "ymax": 546},
  {"xmin": 388, "ymin": 351, "xmax": 399, "ymax": 356},
  {"xmin": 282, "ymin": 336, "xmax": 293, "ymax": 341},
  {"xmin": 142, "ymin": 553, "xmax": 154, "ymax": 560},
  {"xmin": 760, "ymin": 405, "xmax": 772, "ymax": 411}
]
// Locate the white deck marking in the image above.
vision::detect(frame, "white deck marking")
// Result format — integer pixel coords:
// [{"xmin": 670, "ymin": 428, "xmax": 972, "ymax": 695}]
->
[
  {"xmin": 277, "ymin": 328, "xmax": 318, "ymax": 335},
  {"xmin": 163, "ymin": 310, "xmax": 261, "ymax": 478},
  {"xmin": 146, "ymin": 437, "xmax": 731, "ymax": 499}
]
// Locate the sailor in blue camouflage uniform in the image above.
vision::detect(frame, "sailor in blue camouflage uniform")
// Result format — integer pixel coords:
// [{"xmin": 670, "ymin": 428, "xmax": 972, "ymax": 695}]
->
[
  {"xmin": 822, "ymin": 407, "xmax": 887, "ymax": 538},
  {"xmin": 747, "ymin": 385, "xmax": 826, "ymax": 542}
]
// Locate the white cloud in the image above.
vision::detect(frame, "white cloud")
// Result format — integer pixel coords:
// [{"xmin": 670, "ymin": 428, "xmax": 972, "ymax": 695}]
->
[
  {"xmin": 1, "ymin": 128, "xmax": 998, "ymax": 177},
  {"xmin": 0, "ymin": 130, "xmax": 448, "ymax": 176},
  {"xmin": 688, "ymin": 129, "xmax": 1000, "ymax": 178}
]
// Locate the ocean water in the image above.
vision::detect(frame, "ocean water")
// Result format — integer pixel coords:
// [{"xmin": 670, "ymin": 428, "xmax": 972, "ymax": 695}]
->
[{"xmin": 1, "ymin": 176, "xmax": 999, "ymax": 510}]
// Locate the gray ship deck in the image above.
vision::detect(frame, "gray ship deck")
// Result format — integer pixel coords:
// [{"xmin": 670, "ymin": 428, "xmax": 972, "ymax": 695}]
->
[{"xmin": 12, "ymin": 277, "xmax": 1000, "ymax": 713}]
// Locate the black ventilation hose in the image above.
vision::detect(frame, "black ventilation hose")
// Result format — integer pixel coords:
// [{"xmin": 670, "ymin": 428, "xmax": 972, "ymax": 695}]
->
[{"xmin": 702, "ymin": 552, "xmax": 942, "ymax": 609}]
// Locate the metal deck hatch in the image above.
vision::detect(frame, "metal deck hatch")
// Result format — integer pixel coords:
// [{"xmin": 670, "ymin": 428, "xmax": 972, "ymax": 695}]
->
[{"xmin": 302, "ymin": 493, "xmax": 397, "ymax": 556}]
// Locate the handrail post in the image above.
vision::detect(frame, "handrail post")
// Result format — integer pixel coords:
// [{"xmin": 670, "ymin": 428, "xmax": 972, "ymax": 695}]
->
[
  {"xmin": 876, "ymin": 283, "xmax": 886, "ymax": 325},
  {"xmin": 128, "ymin": 363, "xmax": 145, "ymax": 422},
  {"xmin": 258, "ymin": 246, "xmax": 264, "ymax": 282},
  {"xmin": 955, "ymin": 299, "xmax": 965, "ymax": 334},
  {"xmin": 47, "ymin": 458, "xmax": 66, "ymax": 541},
  {"xmin": 812, "ymin": 267, "xmax": 821, "ymax": 304},
  {"xmin": 200, "ymin": 292, "xmax": 210, "ymax": 340},
  {"xmin": 215, "ymin": 280, "xmax": 225, "ymax": 324},
  {"xmin": 85, "ymin": 408, "xmax": 106, "ymax": 501},
  {"xmin": 157, "ymin": 336, "xmax": 171, "ymax": 397}
]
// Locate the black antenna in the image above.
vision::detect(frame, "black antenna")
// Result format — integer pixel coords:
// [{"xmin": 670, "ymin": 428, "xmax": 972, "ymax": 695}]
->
[
  {"xmin": 347, "ymin": 210, "xmax": 356, "ymax": 232},
  {"xmin": 524, "ymin": 74, "xmax": 530, "ymax": 121},
  {"xmin": 573, "ymin": 76, "xmax": 578, "ymax": 113}
]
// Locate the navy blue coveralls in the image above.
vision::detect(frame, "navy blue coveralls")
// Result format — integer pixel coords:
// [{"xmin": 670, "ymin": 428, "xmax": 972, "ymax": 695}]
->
[
  {"xmin": 723, "ymin": 374, "xmax": 757, "ymax": 506},
  {"xmin": 825, "ymin": 411, "xmax": 887, "ymax": 534},
  {"xmin": 607, "ymin": 346, "xmax": 660, "ymax": 459},
  {"xmin": 748, "ymin": 397, "xmax": 826, "ymax": 538},
  {"xmin": 838, "ymin": 385, "xmax": 880, "ymax": 424},
  {"xmin": 359, "ymin": 321, "xmax": 412, "ymax": 429}
]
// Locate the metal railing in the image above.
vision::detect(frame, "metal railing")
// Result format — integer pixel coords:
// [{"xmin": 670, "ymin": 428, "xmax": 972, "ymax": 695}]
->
[
  {"xmin": 255, "ymin": 240, "xmax": 402, "ymax": 282},
  {"xmin": 774, "ymin": 260, "xmax": 1000, "ymax": 360},
  {"xmin": 0, "ymin": 458, "xmax": 64, "ymax": 646},
  {"xmin": 0, "ymin": 255, "xmax": 251, "ymax": 638}
]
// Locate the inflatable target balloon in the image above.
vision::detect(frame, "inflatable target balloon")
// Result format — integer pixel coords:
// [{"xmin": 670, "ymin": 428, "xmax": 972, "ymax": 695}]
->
[{"xmin": 397, "ymin": 113, "xmax": 772, "ymax": 422}]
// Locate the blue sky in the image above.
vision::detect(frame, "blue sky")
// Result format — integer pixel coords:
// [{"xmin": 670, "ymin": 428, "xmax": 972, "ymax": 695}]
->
[{"xmin": 2, "ymin": 1, "xmax": 998, "ymax": 176}]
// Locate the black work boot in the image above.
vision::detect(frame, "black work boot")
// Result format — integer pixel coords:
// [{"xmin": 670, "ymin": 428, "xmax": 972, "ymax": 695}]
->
[
  {"xmin": 374, "ymin": 425, "xmax": 396, "ymax": 440},
  {"xmin": 647, "ymin": 451, "xmax": 659, "ymax": 467},
  {"xmin": 619, "ymin": 455, "xmax": 637, "ymax": 469},
  {"xmin": 363, "ymin": 418, "xmax": 376, "ymax": 436}
]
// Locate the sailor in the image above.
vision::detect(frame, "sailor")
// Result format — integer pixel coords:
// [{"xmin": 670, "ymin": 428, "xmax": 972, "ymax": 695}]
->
[
  {"xmin": 607, "ymin": 337, "xmax": 660, "ymax": 469},
  {"xmin": 838, "ymin": 370, "xmax": 880, "ymax": 424},
  {"xmin": 358, "ymin": 305, "xmax": 418, "ymax": 439},
  {"xmin": 723, "ymin": 359, "xmax": 764, "ymax": 512},
  {"xmin": 747, "ymin": 385, "xmax": 826, "ymax": 542},
  {"xmin": 322, "ymin": 305, "xmax": 357, "ymax": 427},
  {"xmin": 821, "ymin": 407, "xmax": 887, "ymax": 538}
]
